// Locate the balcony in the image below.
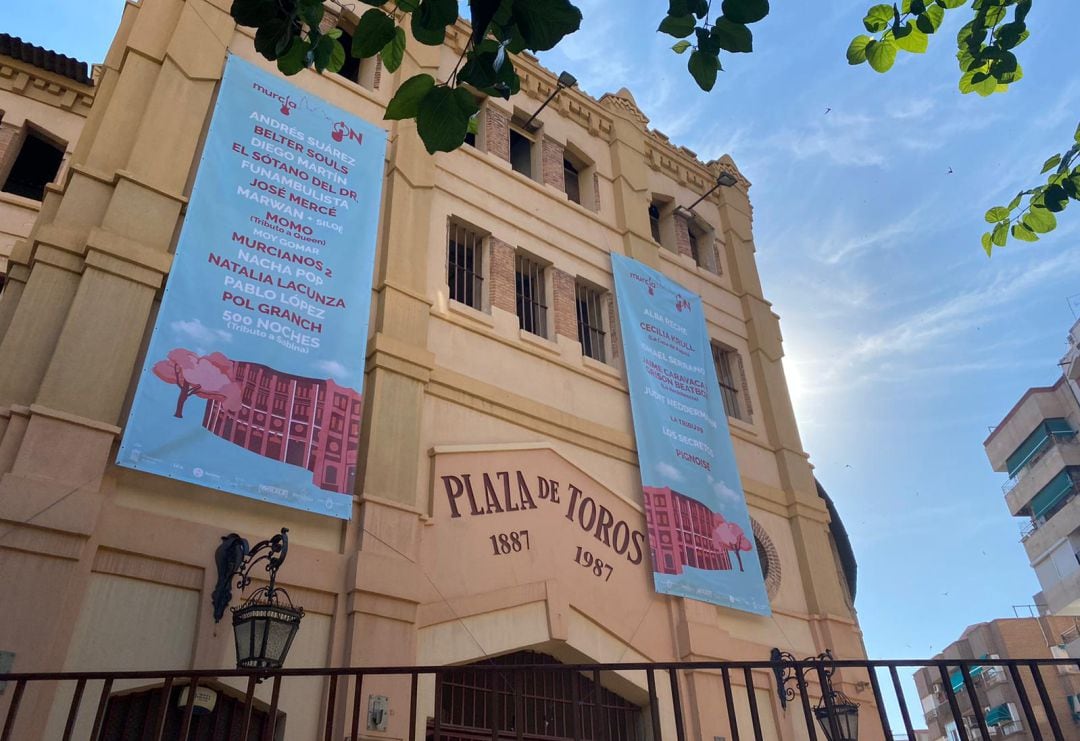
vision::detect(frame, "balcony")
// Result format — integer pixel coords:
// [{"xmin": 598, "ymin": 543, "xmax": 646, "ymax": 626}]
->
[
  {"xmin": 999, "ymin": 719, "xmax": 1024, "ymax": 735},
  {"xmin": 1004, "ymin": 433, "xmax": 1080, "ymax": 516},
  {"xmin": 1021, "ymin": 484, "xmax": 1080, "ymax": 558}
]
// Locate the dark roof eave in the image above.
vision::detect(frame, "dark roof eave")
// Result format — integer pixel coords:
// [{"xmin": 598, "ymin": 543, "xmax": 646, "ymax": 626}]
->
[{"xmin": 0, "ymin": 33, "xmax": 92, "ymax": 86}]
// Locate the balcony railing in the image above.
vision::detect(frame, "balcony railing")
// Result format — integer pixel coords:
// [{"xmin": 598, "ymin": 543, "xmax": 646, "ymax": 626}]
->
[
  {"xmin": 999, "ymin": 719, "xmax": 1023, "ymax": 735},
  {"xmin": 1002, "ymin": 432, "xmax": 1078, "ymax": 495},
  {"xmin": 1019, "ymin": 485, "xmax": 1080, "ymax": 542},
  {"xmin": 2, "ymin": 657, "xmax": 1079, "ymax": 741}
]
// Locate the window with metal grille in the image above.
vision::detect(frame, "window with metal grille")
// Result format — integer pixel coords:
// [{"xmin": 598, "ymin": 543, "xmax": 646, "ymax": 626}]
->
[
  {"xmin": 447, "ymin": 222, "xmax": 484, "ymax": 310},
  {"xmin": 2, "ymin": 129, "xmax": 63, "ymax": 201},
  {"xmin": 576, "ymin": 282, "xmax": 606, "ymax": 363},
  {"xmin": 648, "ymin": 203, "xmax": 662, "ymax": 243},
  {"xmin": 515, "ymin": 253, "xmax": 547, "ymax": 337},
  {"xmin": 564, "ymin": 157, "xmax": 581, "ymax": 204},
  {"xmin": 711, "ymin": 343, "xmax": 743, "ymax": 420}
]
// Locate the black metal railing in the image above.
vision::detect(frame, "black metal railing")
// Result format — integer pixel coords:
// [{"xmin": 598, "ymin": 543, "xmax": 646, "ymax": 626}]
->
[{"xmin": 2, "ymin": 657, "xmax": 1080, "ymax": 741}]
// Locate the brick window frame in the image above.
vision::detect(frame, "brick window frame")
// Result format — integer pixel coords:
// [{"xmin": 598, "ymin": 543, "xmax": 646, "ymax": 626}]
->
[
  {"xmin": 508, "ymin": 119, "xmax": 539, "ymax": 181},
  {"xmin": 446, "ymin": 219, "xmax": 488, "ymax": 312},
  {"xmin": 561, "ymin": 143, "xmax": 598, "ymax": 211},
  {"xmin": 328, "ymin": 28, "xmax": 380, "ymax": 90},
  {"xmin": 648, "ymin": 196, "xmax": 676, "ymax": 252},
  {"xmin": 575, "ymin": 280, "xmax": 608, "ymax": 363},
  {"xmin": 710, "ymin": 341, "xmax": 752, "ymax": 422},
  {"xmin": 515, "ymin": 251, "xmax": 549, "ymax": 338}
]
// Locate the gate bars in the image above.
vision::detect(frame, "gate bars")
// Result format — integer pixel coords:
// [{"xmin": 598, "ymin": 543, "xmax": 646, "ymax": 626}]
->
[{"xmin": 2, "ymin": 657, "xmax": 1079, "ymax": 741}]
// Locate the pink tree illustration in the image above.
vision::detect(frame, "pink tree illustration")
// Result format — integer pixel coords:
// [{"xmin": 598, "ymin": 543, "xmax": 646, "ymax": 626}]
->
[
  {"xmin": 713, "ymin": 521, "xmax": 753, "ymax": 572},
  {"xmin": 152, "ymin": 348, "xmax": 242, "ymax": 418}
]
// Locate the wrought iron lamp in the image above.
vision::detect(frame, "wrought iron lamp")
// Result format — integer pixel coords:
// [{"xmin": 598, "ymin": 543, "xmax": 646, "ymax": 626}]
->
[
  {"xmin": 212, "ymin": 528, "xmax": 304, "ymax": 670},
  {"xmin": 771, "ymin": 648, "xmax": 859, "ymax": 741},
  {"xmin": 523, "ymin": 71, "xmax": 578, "ymax": 129},
  {"xmin": 678, "ymin": 171, "xmax": 738, "ymax": 214}
]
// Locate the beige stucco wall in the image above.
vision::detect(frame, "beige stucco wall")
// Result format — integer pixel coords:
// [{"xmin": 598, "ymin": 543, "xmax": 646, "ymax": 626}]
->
[
  {"xmin": 0, "ymin": 1, "xmax": 878, "ymax": 739},
  {"xmin": 0, "ymin": 51, "xmax": 93, "ymax": 274}
]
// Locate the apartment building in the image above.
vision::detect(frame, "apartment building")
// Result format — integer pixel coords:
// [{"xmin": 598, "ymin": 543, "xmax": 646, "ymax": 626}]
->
[
  {"xmin": 985, "ymin": 320, "xmax": 1080, "ymax": 624},
  {"xmin": 0, "ymin": 1, "xmax": 873, "ymax": 738},
  {"xmin": 914, "ymin": 618, "xmax": 1080, "ymax": 740}
]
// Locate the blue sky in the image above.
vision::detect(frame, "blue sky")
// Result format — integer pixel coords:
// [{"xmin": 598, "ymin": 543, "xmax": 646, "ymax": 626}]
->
[{"xmin": 8, "ymin": 0, "xmax": 1080, "ymax": 730}]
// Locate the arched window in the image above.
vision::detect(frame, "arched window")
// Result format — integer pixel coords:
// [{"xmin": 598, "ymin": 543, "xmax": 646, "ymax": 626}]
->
[{"xmin": 429, "ymin": 651, "xmax": 643, "ymax": 741}]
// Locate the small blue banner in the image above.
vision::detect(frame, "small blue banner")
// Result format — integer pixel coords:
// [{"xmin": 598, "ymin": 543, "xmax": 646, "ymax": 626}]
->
[
  {"xmin": 117, "ymin": 55, "xmax": 386, "ymax": 519},
  {"xmin": 612, "ymin": 253, "xmax": 770, "ymax": 615}
]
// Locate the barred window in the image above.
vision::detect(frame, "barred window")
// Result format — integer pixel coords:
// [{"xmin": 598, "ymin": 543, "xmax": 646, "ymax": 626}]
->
[
  {"xmin": 711, "ymin": 342, "xmax": 743, "ymax": 420},
  {"xmin": 515, "ymin": 253, "xmax": 547, "ymax": 337},
  {"xmin": 576, "ymin": 282, "xmax": 606, "ymax": 362},
  {"xmin": 447, "ymin": 222, "xmax": 484, "ymax": 310}
]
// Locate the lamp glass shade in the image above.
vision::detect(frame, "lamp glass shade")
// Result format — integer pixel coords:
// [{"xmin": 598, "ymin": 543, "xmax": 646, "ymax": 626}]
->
[
  {"xmin": 716, "ymin": 172, "xmax": 738, "ymax": 188},
  {"xmin": 232, "ymin": 600, "xmax": 303, "ymax": 669},
  {"xmin": 814, "ymin": 701, "xmax": 859, "ymax": 741}
]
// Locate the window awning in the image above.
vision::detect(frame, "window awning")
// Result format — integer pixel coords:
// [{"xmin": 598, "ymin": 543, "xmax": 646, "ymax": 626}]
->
[
  {"xmin": 949, "ymin": 663, "xmax": 984, "ymax": 692},
  {"xmin": 1031, "ymin": 469, "xmax": 1076, "ymax": 521},
  {"xmin": 1006, "ymin": 418, "xmax": 1076, "ymax": 475},
  {"xmin": 985, "ymin": 704, "xmax": 1011, "ymax": 726}
]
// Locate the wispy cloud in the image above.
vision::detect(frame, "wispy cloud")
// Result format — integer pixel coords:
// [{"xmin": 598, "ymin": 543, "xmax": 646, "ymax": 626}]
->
[{"xmin": 315, "ymin": 360, "xmax": 349, "ymax": 379}]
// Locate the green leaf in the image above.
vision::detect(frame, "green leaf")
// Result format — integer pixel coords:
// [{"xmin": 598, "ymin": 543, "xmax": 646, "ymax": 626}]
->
[
  {"xmin": 411, "ymin": 0, "xmax": 458, "ymax": 45},
  {"xmin": 691, "ymin": 0, "xmax": 710, "ymax": 19},
  {"xmin": 1007, "ymin": 192, "xmax": 1024, "ymax": 210},
  {"xmin": 721, "ymin": 0, "xmax": 770, "ymax": 24},
  {"xmin": 469, "ymin": 0, "xmax": 503, "ymax": 43},
  {"xmin": 916, "ymin": 4, "xmax": 944, "ymax": 33},
  {"xmin": 866, "ymin": 38, "xmax": 898, "ymax": 72},
  {"xmin": 1045, "ymin": 184, "xmax": 1070, "ymax": 212},
  {"xmin": 847, "ymin": 35, "xmax": 872, "ymax": 64},
  {"xmin": 966, "ymin": 71, "xmax": 997, "ymax": 96},
  {"xmin": 688, "ymin": 49, "xmax": 721, "ymax": 91},
  {"xmin": 981, "ymin": 231, "xmax": 993, "ymax": 255},
  {"xmin": 1011, "ymin": 223, "xmax": 1039, "ymax": 242},
  {"xmin": 298, "ymin": 0, "xmax": 324, "ymax": 30},
  {"xmin": 231, "ymin": 0, "xmax": 275, "ymax": 27},
  {"xmin": 384, "ymin": 73, "xmax": 435, "ymax": 120},
  {"xmin": 863, "ymin": 4, "xmax": 894, "ymax": 33},
  {"xmin": 894, "ymin": 23, "xmax": 928, "ymax": 52},
  {"xmin": 996, "ymin": 21, "xmax": 1027, "ymax": 50},
  {"xmin": 671, "ymin": 40, "xmax": 692, "ymax": 54},
  {"xmin": 938, "ymin": 0, "xmax": 965, "ymax": 7},
  {"xmin": 658, "ymin": 14, "xmax": 697, "ymax": 38},
  {"xmin": 991, "ymin": 221, "xmax": 1008, "ymax": 247},
  {"xmin": 417, "ymin": 85, "xmax": 481, "ymax": 154},
  {"xmin": 513, "ymin": 0, "xmax": 583, "ymax": 51},
  {"xmin": 1075, "ymin": 121, "xmax": 1080, "ymax": 145},
  {"xmin": 1024, "ymin": 207, "xmax": 1057, "ymax": 233},
  {"xmin": 982, "ymin": 4, "xmax": 1006, "ymax": 26},
  {"xmin": 458, "ymin": 49, "xmax": 519, "ymax": 98},
  {"xmin": 354, "ymin": 9, "xmax": 396, "ymax": 57},
  {"xmin": 1042, "ymin": 154, "xmax": 1063, "ymax": 174},
  {"xmin": 711, "ymin": 18, "xmax": 753, "ymax": 53},
  {"xmin": 381, "ymin": 27, "xmax": 406, "ymax": 72},
  {"xmin": 311, "ymin": 34, "xmax": 342, "ymax": 72},
  {"xmin": 668, "ymin": 0, "xmax": 691, "ymax": 14},
  {"xmin": 276, "ymin": 37, "xmax": 309, "ymax": 75},
  {"xmin": 984, "ymin": 206, "xmax": 1010, "ymax": 223},
  {"xmin": 696, "ymin": 27, "xmax": 720, "ymax": 55},
  {"xmin": 254, "ymin": 18, "xmax": 294, "ymax": 59},
  {"xmin": 396, "ymin": 0, "xmax": 419, "ymax": 9}
]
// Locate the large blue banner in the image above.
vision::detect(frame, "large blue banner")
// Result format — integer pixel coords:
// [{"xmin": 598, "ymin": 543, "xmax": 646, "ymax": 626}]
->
[
  {"xmin": 117, "ymin": 55, "xmax": 386, "ymax": 519},
  {"xmin": 612, "ymin": 253, "xmax": 770, "ymax": 615}
]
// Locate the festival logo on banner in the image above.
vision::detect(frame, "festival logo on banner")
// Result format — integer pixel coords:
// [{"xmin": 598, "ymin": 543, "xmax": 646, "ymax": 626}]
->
[
  {"xmin": 611, "ymin": 253, "xmax": 770, "ymax": 615},
  {"xmin": 116, "ymin": 55, "xmax": 386, "ymax": 519}
]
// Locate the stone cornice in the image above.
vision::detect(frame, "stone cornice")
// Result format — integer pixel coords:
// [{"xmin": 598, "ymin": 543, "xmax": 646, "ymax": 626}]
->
[{"xmin": 0, "ymin": 60, "xmax": 94, "ymax": 116}]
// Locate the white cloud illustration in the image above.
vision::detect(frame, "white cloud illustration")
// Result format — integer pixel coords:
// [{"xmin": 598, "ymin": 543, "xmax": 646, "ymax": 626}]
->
[
  {"xmin": 171, "ymin": 319, "xmax": 231, "ymax": 346},
  {"xmin": 315, "ymin": 360, "xmax": 349, "ymax": 379},
  {"xmin": 655, "ymin": 462, "xmax": 683, "ymax": 483}
]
